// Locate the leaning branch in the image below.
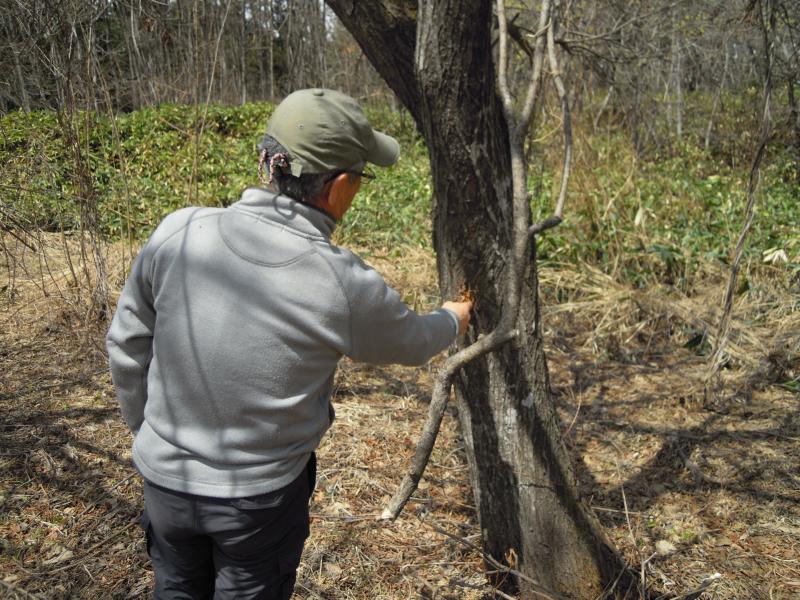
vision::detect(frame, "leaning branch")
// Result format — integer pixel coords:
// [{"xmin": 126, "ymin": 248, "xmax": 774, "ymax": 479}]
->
[
  {"xmin": 704, "ymin": 0, "xmax": 774, "ymax": 400},
  {"xmin": 381, "ymin": 328, "xmax": 519, "ymax": 520}
]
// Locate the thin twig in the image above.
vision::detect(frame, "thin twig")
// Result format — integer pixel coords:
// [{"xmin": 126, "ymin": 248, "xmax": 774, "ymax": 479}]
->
[
  {"xmin": 620, "ymin": 483, "xmax": 647, "ymax": 594},
  {"xmin": 0, "ymin": 578, "xmax": 44, "ymax": 600},
  {"xmin": 189, "ymin": 0, "xmax": 234, "ymax": 203},
  {"xmin": 563, "ymin": 389, "xmax": 582, "ymax": 438},
  {"xmin": 74, "ymin": 472, "xmax": 137, "ymax": 519},
  {"xmin": 451, "ymin": 578, "xmax": 517, "ymax": 600},
  {"xmin": 423, "ymin": 518, "xmax": 568, "ymax": 600},
  {"xmin": 704, "ymin": 0, "xmax": 775, "ymax": 401}
]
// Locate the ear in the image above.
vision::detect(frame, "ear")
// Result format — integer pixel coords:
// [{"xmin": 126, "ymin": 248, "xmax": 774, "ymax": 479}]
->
[{"xmin": 322, "ymin": 172, "xmax": 361, "ymax": 220}]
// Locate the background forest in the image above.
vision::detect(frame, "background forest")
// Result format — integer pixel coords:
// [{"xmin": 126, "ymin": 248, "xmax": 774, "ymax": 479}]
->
[{"xmin": 1, "ymin": 0, "xmax": 799, "ymax": 599}]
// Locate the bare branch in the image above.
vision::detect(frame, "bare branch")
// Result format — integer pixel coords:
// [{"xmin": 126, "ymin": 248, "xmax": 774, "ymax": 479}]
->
[
  {"xmin": 506, "ymin": 14, "xmax": 535, "ymax": 58},
  {"xmin": 704, "ymin": 0, "xmax": 775, "ymax": 401},
  {"xmin": 0, "ymin": 221, "xmax": 37, "ymax": 253},
  {"xmin": 546, "ymin": 11, "xmax": 572, "ymax": 219},
  {"xmin": 518, "ymin": 0, "xmax": 552, "ymax": 133},
  {"xmin": 561, "ymin": 0, "xmax": 685, "ymax": 44},
  {"xmin": 528, "ymin": 215, "xmax": 562, "ymax": 237},
  {"xmin": 0, "ymin": 202, "xmax": 38, "ymax": 252},
  {"xmin": 381, "ymin": 328, "xmax": 518, "ymax": 520},
  {"xmin": 495, "ymin": 0, "xmax": 515, "ymax": 118}
]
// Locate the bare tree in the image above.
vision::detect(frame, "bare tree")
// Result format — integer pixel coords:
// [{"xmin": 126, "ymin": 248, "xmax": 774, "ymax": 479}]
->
[{"xmin": 0, "ymin": 0, "xmax": 325, "ymax": 111}]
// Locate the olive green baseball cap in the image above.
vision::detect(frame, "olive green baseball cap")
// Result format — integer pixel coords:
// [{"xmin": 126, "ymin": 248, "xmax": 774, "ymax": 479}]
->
[{"xmin": 262, "ymin": 88, "xmax": 400, "ymax": 176}]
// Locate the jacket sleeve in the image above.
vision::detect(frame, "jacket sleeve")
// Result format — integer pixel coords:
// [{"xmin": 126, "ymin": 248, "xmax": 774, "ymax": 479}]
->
[
  {"xmin": 106, "ymin": 244, "xmax": 156, "ymax": 433},
  {"xmin": 340, "ymin": 254, "xmax": 459, "ymax": 366}
]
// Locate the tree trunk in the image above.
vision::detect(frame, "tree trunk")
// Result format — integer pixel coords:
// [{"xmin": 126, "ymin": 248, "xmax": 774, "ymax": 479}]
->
[
  {"xmin": 267, "ymin": 0, "xmax": 275, "ymax": 101},
  {"xmin": 241, "ymin": 0, "xmax": 248, "ymax": 104},
  {"xmin": 325, "ymin": 1, "xmax": 630, "ymax": 597},
  {"xmin": 789, "ymin": 80, "xmax": 800, "ymax": 167}
]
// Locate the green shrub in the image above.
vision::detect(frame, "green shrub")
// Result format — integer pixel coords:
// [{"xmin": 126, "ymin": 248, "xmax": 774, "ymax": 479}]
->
[{"xmin": 1, "ymin": 101, "xmax": 797, "ymax": 291}]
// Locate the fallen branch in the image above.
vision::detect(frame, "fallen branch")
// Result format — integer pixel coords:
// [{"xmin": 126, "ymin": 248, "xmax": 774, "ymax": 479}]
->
[
  {"xmin": 451, "ymin": 578, "xmax": 517, "ymax": 600},
  {"xmin": 0, "ymin": 579, "xmax": 44, "ymax": 600},
  {"xmin": 657, "ymin": 573, "xmax": 722, "ymax": 600}
]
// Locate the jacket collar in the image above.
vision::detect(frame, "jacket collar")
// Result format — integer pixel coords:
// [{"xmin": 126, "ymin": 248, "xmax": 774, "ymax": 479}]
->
[{"xmin": 232, "ymin": 187, "xmax": 336, "ymax": 240}]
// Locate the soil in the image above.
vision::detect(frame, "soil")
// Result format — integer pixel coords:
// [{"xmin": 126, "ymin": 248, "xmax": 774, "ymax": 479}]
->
[{"xmin": 1, "ymin": 237, "xmax": 798, "ymax": 599}]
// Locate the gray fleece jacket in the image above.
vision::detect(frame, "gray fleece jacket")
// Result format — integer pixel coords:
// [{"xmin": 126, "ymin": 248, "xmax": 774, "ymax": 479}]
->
[{"xmin": 106, "ymin": 189, "xmax": 458, "ymax": 498}]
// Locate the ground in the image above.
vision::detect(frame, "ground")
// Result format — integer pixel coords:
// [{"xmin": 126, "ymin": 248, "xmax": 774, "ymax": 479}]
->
[{"xmin": 0, "ymin": 235, "xmax": 798, "ymax": 599}]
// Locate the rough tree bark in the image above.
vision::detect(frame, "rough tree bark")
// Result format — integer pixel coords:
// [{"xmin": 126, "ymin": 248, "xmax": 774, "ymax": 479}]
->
[{"xmin": 325, "ymin": 1, "xmax": 631, "ymax": 598}]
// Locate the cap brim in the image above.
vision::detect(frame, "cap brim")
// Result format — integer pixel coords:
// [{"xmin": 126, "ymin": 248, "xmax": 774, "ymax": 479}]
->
[{"xmin": 368, "ymin": 130, "xmax": 400, "ymax": 167}]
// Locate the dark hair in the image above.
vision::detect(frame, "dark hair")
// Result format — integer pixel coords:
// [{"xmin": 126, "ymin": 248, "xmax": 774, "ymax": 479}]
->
[{"xmin": 258, "ymin": 136, "xmax": 332, "ymax": 204}]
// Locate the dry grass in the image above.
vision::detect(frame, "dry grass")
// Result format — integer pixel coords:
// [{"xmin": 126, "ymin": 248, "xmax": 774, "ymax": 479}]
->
[
  {"xmin": 540, "ymin": 261, "xmax": 800, "ymax": 599},
  {"xmin": 1, "ymin": 234, "xmax": 798, "ymax": 599}
]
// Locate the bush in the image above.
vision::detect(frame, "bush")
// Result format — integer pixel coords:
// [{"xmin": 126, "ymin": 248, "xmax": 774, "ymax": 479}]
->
[{"xmin": 2, "ymin": 102, "xmax": 797, "ymax": 290}]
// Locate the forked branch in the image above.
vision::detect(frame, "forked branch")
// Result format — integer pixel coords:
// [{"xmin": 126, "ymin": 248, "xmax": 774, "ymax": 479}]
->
[{"xmin": 381, "ymin": 328, "xmax": 519, "ymax": 520}]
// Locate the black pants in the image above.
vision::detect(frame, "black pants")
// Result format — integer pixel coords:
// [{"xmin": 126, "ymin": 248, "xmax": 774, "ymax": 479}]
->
[{"xmin": 140, "ymin": 455, "xmax": 316, "ymax": 600}]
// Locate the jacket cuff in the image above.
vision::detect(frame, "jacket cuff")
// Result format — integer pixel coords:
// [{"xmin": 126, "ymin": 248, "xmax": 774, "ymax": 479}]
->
[{"xmin": 438, "ymin": 307, "xmax": 460, "ymax": 339}]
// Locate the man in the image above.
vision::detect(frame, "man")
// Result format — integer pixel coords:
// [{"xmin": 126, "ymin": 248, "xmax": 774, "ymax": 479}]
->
[{"xmin": 106, "ymin": 88, "xmax": 472, "ymax": 600}]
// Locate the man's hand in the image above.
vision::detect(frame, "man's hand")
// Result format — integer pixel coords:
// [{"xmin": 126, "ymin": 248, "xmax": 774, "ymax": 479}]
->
[{"xmin": 442, "ymin": 300, "xmax": 473, "ymax": 336}]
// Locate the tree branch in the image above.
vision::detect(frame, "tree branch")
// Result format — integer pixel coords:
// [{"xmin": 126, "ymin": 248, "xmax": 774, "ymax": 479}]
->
[
  {"xmin": 381, "ymin": 327, "xmax": 519, "ymax": 520},
  {"xmin": 495, "ymin": 0, "xmax": 515, "ymax": 119},
  {"xmin": 518, "ymin": 0, "xmax": 551, "ymax": 134},
  {"xmin": 546, "ymin": 10, "xmax": 572, "ymax": 221},
  {"xmin": 704, "ymin": 0, "xmax": 775, "ymax": 401},
  {"xmin": 528, "ymin": 214, "xmax": 562, "ymax": 237},
  {"xmin": 324, "ymin": 0, "xmax": 420, "ymax": 117}
]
